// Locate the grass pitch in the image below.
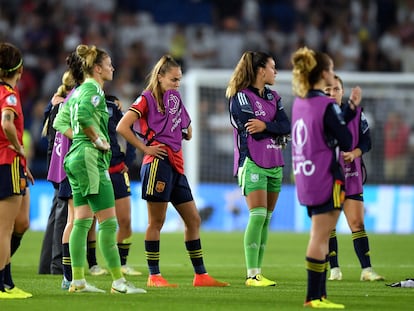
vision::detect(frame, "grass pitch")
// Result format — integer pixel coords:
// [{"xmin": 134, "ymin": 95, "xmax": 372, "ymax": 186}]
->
[{"xmin": 3, "ymin": 231, "xmax": 414, "ymax": 310}]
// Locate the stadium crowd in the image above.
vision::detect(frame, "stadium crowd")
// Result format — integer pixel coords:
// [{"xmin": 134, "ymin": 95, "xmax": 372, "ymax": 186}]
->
[{"xmin": 0, "ymin": 0, "xmax": 413, "ymax": 180}]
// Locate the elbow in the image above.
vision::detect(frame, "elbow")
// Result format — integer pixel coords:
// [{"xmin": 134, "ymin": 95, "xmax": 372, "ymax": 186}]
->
[
  {"xmin": 115, "ymin": 123, "xmax": 123, "ymax": 135},
  {"xmin": 116, "ymin": 123, "xmax": 127, "ymax": 139}
]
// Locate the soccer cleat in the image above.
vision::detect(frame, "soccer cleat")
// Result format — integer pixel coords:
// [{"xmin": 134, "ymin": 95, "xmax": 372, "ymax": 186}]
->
[
  {"xmin": 147, "ymin": 275, "xmax": 178, "ymax": 287},
  {"xmin": 245, "ymin": 274, "xmax": 276, "ymax": 287},
  {"xmin": 89, "ymin": 265, "xmax": 108, "ymax": 276},
  {"xmin": 328, "ymin": 267, "xmax": 343, "ymax": 281},
  {"xmin": 304, "ymin": 299, "xmax": 345, "ymax": 309},
  {"xmin": 121, "ymin": 265, "xmax": 142, "ymax": 276},
  {"xmin": 360, "ymin": 268, "xmax": 384, "ymax": 281},
  {"xmin": 5, "ymin": 286, "xmax": 33, "ymax": 298},
  {"xmin": 61, "ymin": 277, "xmax": 71, "ymax": 290},
  {"xmin": 111, "ymin": 280, "xmax": 147, "ymax": 294},
  {"xmin": 0, "ymin": 290, "xmax": 28, "ymax": 299},
  {"xmin": 193, "ymin": 273, "xmax": 230, "ymax": 287},
  {"xmin": 68, "ymin": 282, "xmax": 106, "ymax": 293}
]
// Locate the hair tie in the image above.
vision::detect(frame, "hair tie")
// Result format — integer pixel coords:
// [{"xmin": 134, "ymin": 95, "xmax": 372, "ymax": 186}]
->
[{"xmin": 0, "ymin": 59, "xmax": 23, "ymax": 72}]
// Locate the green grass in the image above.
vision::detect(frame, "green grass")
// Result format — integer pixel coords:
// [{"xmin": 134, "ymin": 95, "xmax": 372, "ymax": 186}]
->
[{"xmin": 3, "ymin": 231, "xmax": 414, "ymax": 310}]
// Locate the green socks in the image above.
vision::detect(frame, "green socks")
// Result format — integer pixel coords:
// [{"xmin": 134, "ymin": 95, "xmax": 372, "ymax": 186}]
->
[
  {"xmin": 70, "ymin": 218, "xmax": 93, "ymax": 280},
  {"xmin": 244, "ymin": 207, "xmax": 267, "ymax": 274},
  {"xmin": 99, "ymin": 217, "xmax": 122, "ymax": 280}
]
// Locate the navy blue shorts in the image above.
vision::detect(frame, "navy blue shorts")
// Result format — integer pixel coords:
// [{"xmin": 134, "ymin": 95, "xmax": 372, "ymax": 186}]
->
[
  {"xmin": 58, "ymin": 178, "xmax": 72, "ymax": 200},
  {"xmin": 0, "ymin": 158, "xmax": 26, "ymax": 199},
  {"xmin": 110, "ymin": 171, "xmax": 131, "ymax": 200},
  {"xmin": 345, "ymin": 193, "xmax": 364, "ymax": 202},
  {"xmin": 306, "ymin": 181, "xmax": 344, "ymax": 217},
  {"xmin": 140, "ymin": 158, "xmax": 193, "ymax": 205}
]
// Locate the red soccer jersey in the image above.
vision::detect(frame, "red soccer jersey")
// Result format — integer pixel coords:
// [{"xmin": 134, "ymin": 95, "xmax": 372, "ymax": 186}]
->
[
  {"xmin": 130, "ymin": 95, "xmax": 185, "ymax": 174},
  {"xmin": 0, "ymin": 82, "xmax": 24, "ymax": 165}
]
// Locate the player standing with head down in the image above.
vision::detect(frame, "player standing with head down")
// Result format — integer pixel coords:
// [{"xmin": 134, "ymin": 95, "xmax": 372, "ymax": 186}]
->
[
  {"xmin": 324, "ymin": 75, "xmax": 384, "ymax": 282},
  {"xmin": 53, "ymin": 44, "xmax": 145, "ymax": 294},
  {"xmin": 226, "ymin": 51, "xmax": 290, "ymax": 287},
  {"xmin": 116, "ymin": 54, "xmax": 229, "ymax": 288},
  {"xmin": 291, "ymin": 46, "xmax": 357, "ymax": 309}
]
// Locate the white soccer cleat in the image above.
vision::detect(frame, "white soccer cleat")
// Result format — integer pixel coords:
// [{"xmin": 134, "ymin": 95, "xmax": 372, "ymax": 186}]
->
[
  {"xmin": 89, "ymin": 265, "xmax": 108, "ymax": 276},
  {"xmin": 328, "ymin": 267, "xmax": 343, "ymax": 281},
  {"xmin": 68, "ymin": 282, "xmax": 105, "ymax": 293},
  {"xmin": 360, "ymin": 267, "xmax": 384, "ymax": 281},
  {"xmin": 111, "ymin": 280, "xmax": 147, "ymax": 294},
  {"xmin": 121, "ymin": 265, "xmax": 142, "ymax": 276}
]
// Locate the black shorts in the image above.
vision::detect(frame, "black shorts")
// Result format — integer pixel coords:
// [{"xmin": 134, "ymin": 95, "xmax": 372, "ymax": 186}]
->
[
  {"xmin": 306, "ymin": 181, "xmax": 344, "ymax": 217},
  {"xmin": 345, "ymin": 193, "xmax": 364, "ymax": 202},
  {"xmin": 110, "ymin": 171, "xmax": 131, "ymax": 200},
  {"xmin": 140, "ymin": 158, "xmax": 193, "ymax": 205},
  {"xmin": 0, "ymin": 158, "xmax": 26, "ymax": 199}
]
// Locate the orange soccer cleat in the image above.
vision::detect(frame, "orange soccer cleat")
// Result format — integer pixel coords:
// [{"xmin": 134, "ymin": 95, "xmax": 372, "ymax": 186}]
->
[{"xmin": 193, "ymin": 273, "xmax": 230, "ymax": 287}]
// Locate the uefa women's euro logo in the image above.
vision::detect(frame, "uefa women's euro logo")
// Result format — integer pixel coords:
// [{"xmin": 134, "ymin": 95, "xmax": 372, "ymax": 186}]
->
[
  {"xmin": 166, "ymin": 90, "xmax": 180, "ymax": 115},
  {"xmin": 292, "ymin": 118, "xmax": 315, "ymax": 176},
  {"xmin": 292, "ymin": 118, "xmax": 307, "ymax": 155}
]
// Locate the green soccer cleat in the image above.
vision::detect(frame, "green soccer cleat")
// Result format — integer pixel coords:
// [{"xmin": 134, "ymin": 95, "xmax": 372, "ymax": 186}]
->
[{"xmin": 245, "ymin": 274, "xmax": 276, "ymax": 287}]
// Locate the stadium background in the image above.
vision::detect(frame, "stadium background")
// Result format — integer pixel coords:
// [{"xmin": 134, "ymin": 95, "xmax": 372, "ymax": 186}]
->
[{"xmin": 1, "ymin": 0, "xmax": 413, "ymax": 232}]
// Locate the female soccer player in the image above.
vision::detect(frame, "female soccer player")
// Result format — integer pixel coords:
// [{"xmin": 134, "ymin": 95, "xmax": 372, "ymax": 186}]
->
[
  {"xmin": 0, "ymin": 42, "xmax": 33, "ymax": 299},
  {"xmin": 116, "ymin": 54, "xmax": 229, "ymax": 288},
  {"xmin": 324, "ymin": 75, "xmax": 384, "ymax": 282},
  {"xmin": 53, "ymin": 44, "xmax": 145, "ymax": 294},
  {"xmin": 225, "ymin": 51, "xmax": 290, "ymax": 287},
  {"xmin": 291, "ymin": 46, "xmax": 357, "ymax": 309}
]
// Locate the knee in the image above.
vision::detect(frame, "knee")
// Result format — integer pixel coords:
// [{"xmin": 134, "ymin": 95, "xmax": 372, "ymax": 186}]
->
[
  {"xmin": 186, "ymin": 214, "xmax": 201, "ymax": 231},
  {"xmin": 117, "ymin": 215, "xmax": 131, "ymax": 230},
  {"xmin": 349, "ymin": 221, "xmax": 365, "ymax": 232},
  {"xmin": 14, "ymin": 219, "xmax": 30, "ymax": 234},
  {"xmin": 148, "ymin": 218, "xmax": 165, "ymax": 232}
]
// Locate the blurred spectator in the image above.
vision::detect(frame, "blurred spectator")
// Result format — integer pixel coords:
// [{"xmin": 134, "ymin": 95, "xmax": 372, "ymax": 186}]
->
[
  {"xmin": 328, "ymin": 20, "xmax": 361, "ymax": 71},
  {"xmin": 0, "ymin": 0, "xmax": 414, "ymax": 181},
  {"xmin": 383, "ymin": 111, "xmax": 411, "ymax": 183},
  {"xmin": 215, "ymin": 17, "xmax": 244, "ymax": 68},
  {"xmin": 185, "ymin": 26, "xmax": 217, "ymax": 69},
  {"xmin": 379, "ymin": 23, "xmax": 402, "ymax": 71},
  {"xmin": 169, "ymin": 24, "xmax": 187, "ymax": 70}
]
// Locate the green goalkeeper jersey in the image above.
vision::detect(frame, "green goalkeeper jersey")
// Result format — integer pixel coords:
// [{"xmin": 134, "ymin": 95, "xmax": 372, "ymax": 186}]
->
[{"xmin": 54, "ymin": 78, "xmax": 111, "ymax": 170}]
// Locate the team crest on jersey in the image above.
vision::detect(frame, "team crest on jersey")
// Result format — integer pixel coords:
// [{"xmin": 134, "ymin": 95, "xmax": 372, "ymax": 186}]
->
[
  {"xmin": 250, "ymin": 173, "xmax": 259, "ymax": 183},
  {"xmin": 155, "ymin": 181, "xmax": 166, "ymax": 193},
  {"xmin": 6, "ymin": 94, "xmax": 17, "ymax": 106},
  {"xmin": 91, "ymin": 95, "xmax": 100, "ymax": 107},
  {"xmin": 266, "ymin": 91, "xmax": 274, "ymax": 101}
]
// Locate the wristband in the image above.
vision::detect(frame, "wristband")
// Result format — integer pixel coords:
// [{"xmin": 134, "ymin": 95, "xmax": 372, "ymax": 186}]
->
[{"xmin": 94, "ymin": 137, "xmax": 106, "ymax": 149}]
